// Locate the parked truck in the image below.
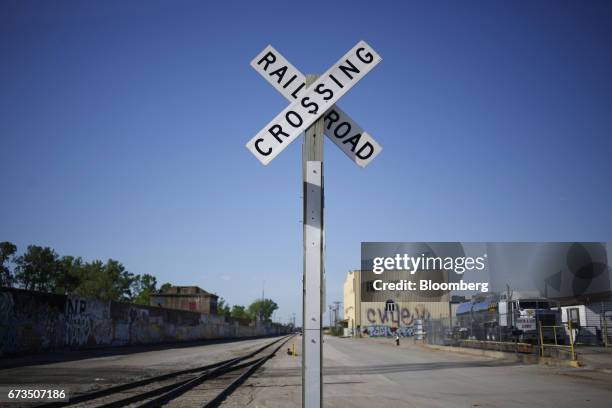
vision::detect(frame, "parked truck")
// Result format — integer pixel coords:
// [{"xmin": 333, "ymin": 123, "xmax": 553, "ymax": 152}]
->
[{"xmin": 455, "ymin": 292, "xmax": 563, "ymax": 344}]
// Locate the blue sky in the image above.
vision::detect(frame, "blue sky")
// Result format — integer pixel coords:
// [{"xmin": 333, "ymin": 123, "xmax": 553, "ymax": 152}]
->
[{"xmin": 1, "ymin": 1, "xmax": 611, "ymax": 324}]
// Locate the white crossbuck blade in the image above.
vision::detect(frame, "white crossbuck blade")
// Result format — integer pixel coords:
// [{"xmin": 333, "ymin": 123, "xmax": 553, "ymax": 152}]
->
[
  {"xmin": 249, "ymin": 43, "xmax": 383, "ymax": 168},
  {"xmin": 246, "ymin": 40, "xmax": 382, "ymax": 167}
]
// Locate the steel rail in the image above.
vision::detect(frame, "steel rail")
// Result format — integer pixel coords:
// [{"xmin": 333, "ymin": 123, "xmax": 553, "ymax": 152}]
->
[
  {"xmin": 203, "ymin": 335, "xmax": 291, "ymax": 407},
  {"xmin": 136, "ymin": 335, "xmax": 293, "ymax": 408},
  {"xmin": 36, "ymin": 335, "xmax": 291, "ymax": 408}
]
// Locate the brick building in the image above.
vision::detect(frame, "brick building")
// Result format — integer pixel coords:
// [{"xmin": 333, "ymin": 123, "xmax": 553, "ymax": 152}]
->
[{"xmin": 150, "ymin": 286, "xmax": 218, "ymax": 315}]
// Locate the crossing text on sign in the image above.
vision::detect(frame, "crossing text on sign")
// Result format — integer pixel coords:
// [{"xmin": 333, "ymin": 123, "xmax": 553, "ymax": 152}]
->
[
  {"xmin": 246, "ymin": 41, "xmax": 381, "ymax": 165},
  {"xmin": 249, "ymin": 44, "xmax": 382, "ymax": 167}
]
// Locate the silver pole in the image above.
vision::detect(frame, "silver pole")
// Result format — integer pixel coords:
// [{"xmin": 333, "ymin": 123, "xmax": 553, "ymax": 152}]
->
[{"xmin": 302, "ymin": 75, "xmax": 324, "ymax": 408}]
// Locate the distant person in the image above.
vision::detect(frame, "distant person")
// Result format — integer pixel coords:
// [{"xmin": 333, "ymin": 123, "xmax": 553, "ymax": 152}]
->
[{"xmin": 395, "ymin": 332, "xmax": 400, "ymax": 346}]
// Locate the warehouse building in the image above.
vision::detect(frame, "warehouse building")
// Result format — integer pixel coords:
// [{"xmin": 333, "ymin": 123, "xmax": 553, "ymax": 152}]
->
[
  {"xmin": 150, "ymin": 285, "xmax": 218, "ymax": 315},
  {"xmin": 343, "ymin": 270, "xmax": 452, "ymax": 337}
]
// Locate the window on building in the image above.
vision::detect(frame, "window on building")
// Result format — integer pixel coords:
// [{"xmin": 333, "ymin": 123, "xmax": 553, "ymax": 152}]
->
[{"xmin": 567, "ymin": 308, "xmax": 580, "ymax": 326}]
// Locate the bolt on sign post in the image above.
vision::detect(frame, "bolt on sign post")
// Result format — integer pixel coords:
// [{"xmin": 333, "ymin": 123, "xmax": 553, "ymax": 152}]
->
[{"xmin": 245, "ymin": 41, "xmax": 382, "ymax": 408}]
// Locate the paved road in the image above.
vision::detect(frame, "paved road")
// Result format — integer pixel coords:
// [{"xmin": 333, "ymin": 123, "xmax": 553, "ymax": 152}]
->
[
  {"xmin": 0, "ymin": 337, "xmax": 281, "ymax": 396},
  {"xmin": 227, "ymin": 336, "xmax": 612, "ymax": 408}
]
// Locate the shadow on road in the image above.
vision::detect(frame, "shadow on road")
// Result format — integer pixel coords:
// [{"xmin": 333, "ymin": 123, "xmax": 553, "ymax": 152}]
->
[
  {"xmin": 259, "ymin": 359, "xmax": 524, "ymax": 378},
  {"xmin": 0, "ymin": 335, "xmax": 279, "ymax": 370}
]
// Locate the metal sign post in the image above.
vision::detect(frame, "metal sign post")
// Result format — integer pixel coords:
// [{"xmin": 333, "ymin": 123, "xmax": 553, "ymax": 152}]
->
[
  {"xmin": 245, "ymin": 41, "xmax": 382, "ymax": 408},
  {"xmin": 302, "ymin": 75, "xmax": 324, "ymax": 408}
]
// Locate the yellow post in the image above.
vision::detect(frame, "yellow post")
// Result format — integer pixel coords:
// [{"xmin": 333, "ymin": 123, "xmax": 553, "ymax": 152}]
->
[
  {"xmin": 539, "ymin": 321, "xmax": 544, "ymax": 357},
  {"xmin": 292, "ymin": 343, "xmax": 296, "ymax": 357},
  {"xmin": 568, "ymin": 319, "xmax": 576, "ymax": 362}
]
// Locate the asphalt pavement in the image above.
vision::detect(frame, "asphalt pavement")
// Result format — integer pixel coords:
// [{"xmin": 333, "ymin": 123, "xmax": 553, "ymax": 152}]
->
[
  {"xmin": 224, "ymin": 336, "xmax": 612, "ymax": 408},
  {"xmin": 3, "ymin": 335, "xmax": 610, "ymax": 407}
]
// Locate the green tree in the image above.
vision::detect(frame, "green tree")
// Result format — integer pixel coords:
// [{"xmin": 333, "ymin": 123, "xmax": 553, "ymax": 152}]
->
[
  {"xmin": 0, "ymin": 241, "xmax": 17, "ymax": 287},
  {"xmin": 248, "ymin": 298, "xmax": 278, "ymax": 322},
  {"xmin": 217, "ymin": 297, "xmax": 230, "ymax": 316},
  {"xmin": 230, "ymin": 304, "xmax": 250, "ymax": 320},
  {"xmin": 74, "ymin": 259, "xmax": 137, "ymax": 302},
  {"xmin": 159, "ymin": 282, "xmax": 172, "ymax": 293},
  {"xmin": 132, "ymin": 274, "xmax": 158, "ymax": 305},
  {"xmin": 6, "ymin": 244, "xmax": 168, "ymax": 304},
  {"xmin": 55, "ymin": 256, "xmax": 84, "ymax": 295},
  {"xmin": 14, "ymin": 245, "xmax": 61, "ymax": 291}
]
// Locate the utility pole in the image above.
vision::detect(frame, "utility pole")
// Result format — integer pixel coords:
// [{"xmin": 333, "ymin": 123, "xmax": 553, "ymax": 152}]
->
[
  {"xmin": 302, "ymin": 74, "xmax": 324, "ymax": 408},
  {"xmin": 260, "ymin": 280, "xmax": 265, "ymax": 322},
  {"xmin": 333, "ymin": 301, "xmax": 342, "ymax": 327}
]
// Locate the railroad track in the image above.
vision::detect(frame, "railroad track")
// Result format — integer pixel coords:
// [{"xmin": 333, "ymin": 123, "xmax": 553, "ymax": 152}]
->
[{"xmin": 38, "ymin": 335, "xmax": 293, "ymax": 408}]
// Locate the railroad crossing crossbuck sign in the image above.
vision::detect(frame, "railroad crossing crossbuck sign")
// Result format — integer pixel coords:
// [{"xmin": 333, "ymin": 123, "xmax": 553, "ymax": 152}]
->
[
  {"xmin": 245, "ymin": 40, "xmax": 382, "ymax": 408},
  {"xmin": 246, "ymin": 40, "xmax": 382, "ymax": 167}
]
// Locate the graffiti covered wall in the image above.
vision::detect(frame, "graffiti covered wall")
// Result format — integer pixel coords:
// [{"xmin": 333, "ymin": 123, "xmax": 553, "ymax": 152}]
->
[
  {"xmin": 361, "ymin": 301, "xmax": 449, "ymax": 337},
  {"xmin": 0, "ymin": 288, "xmax": 285, "ymax": 356}
]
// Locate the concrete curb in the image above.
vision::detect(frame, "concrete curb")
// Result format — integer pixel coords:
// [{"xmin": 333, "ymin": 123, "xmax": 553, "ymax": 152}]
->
[{"xmin": 421, "ymin": 343, "xmax": 580, "ymax": 368}]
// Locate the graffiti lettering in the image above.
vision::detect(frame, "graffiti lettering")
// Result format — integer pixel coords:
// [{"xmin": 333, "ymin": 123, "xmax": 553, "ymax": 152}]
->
[
  {"xmin": 366, "ymin": 325, "xmax": 414, "ymax": 337},
  {"xmin": 365, "ymin": 304, "xmax": 433, "ymax": 326},
  {"xmin": 367, "ymin": 308, "xmax": 375, "ymax": 322},
  {"xmin": 396, "ymin": 326, "xmax": 414, "ymax": 337},
  {"xmin": 65, "ymin": 297, "xmax": 111, "ymax": 347},
  {"xmin": 67, "ymin": 297, "xmax": 87, "ymax": 315},
  {"xmin": 377, "ymin": 308, "xmax": 389, "ymax": 324}
]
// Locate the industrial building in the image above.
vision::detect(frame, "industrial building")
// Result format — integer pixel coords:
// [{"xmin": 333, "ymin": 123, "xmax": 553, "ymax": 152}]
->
[
  {"xmin": 343, "ymin": 270, "xmax": 452, "ymax": 337},
  {"xmin": 150, "ymin": 285, "xmax": 218, "ymax": 315}
]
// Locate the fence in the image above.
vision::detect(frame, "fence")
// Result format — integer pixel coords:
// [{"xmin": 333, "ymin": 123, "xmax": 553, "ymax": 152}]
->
[
  {"xmin": 423, "ymin": 317, "xmax": 585, "ymax": 357},
  {"xmin": 539, "ymin": 320, "xmax": 577, "ymax": 362},
  {"xmin": 604, "ymin": 311, "xmax": 612, "ymax": 347}
]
